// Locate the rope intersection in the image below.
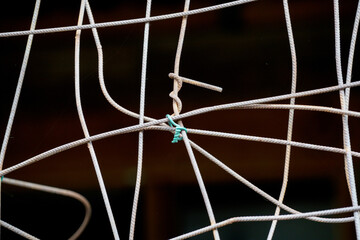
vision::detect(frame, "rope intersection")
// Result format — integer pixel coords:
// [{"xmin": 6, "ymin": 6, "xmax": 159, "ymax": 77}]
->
[{"xmin": 0, "ymin": 0, "xmax": 360, "ymax": 239}]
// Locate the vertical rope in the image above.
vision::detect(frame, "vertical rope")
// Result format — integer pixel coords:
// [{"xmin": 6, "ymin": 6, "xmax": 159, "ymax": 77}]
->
[
  {"xmin": 0, "ymin": 0, "xmax": 41, "ymax": 237},
  {"xmin": 76, "ymin": 1, "xmax": 120, "ymax": 239},
  {"xmin": 171, "ymin": 0, "xmax": 190, "ymax": 116},
  {"xmin": 129, "ymin": 1, "xmax": 152, "ymax": 239},
  {"xmin": 0, "ymin": 1, "xmax": 359, "ymax": 239},
  {"xmin": 344, "ymin": 1, "xmax": 360, "ymax": 106},
  {"xmin": 170, "ymin": 1, "xmax": 220, "ymax": 239},
  {"xmin": 333, "ymin": 1, "xmax": 360, "ymax": 238},
  {"xmin": 266, "ymin": 0, "xmax": 297, "ymax": 239},
  {"xmin": 0, "ymin": 0, "xmax": 41, "ymax": 170}
]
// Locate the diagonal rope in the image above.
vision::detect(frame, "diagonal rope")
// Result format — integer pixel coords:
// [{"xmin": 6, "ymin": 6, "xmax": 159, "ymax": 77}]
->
[
  {"xmin": 0, "ymin": 123, "xmax": 358, "ymax": 238},
  {"xmin": 76, "ymin": 1, "xmax": 119, "ymax": 239},
  {"xmin": 2, "ymin": 118, "xmax": 360, "ymax": 182},
  {"xmin": 188, "ymin": 140, "xmax": 355, "ymax": 224},
  {"xmin": 1, "ymin": 80, "xmax": 360, "ymax": 179},
  {"xmin": 0, "ymin": 220, "xmax": 39, "ymax": 240},
  {"xmin": 0, "ymin": 0, "xmax": 41, "ymax": 172},
  {"xmin": 1, "ymin": 1, "xmax": 360, "ymax": 239},
  {"xmin": 182, "ymin": 133, "xmax": 221, "ymax": 240},
  {"xmin": 0, "ymin": 0, "xmax": 41, "ymax": 237},
  {"xmin": 170, "ymin": 205, "xmax": 360, "ymax": 240}
]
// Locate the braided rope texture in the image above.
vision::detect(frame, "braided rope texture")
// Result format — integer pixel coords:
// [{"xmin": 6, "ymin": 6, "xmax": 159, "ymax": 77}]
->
[{"xmin": 0, "ymin": 0, "xmax": 360, "ymax": 239}]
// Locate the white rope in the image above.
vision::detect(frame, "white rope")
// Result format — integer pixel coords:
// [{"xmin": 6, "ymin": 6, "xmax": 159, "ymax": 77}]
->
[
  {"xmin": 170, "ymin": 1, "xmax": 220, "ymax": 238},
  {"xmin": 0, "ymin": 0, "xmax": 256, "ymax": 38},
  {"xmin": 2, "ymin": 178, "xmax": 91, "ymax": 240},
  {"xmin": 168, "ymin": 73, "xmax": 223, "ymax": 93},
  {"xmin": 0, "ymin": 0, "xmax": 41, "ymax": 237},
  {"xmin": 235, "ymin": 103, "xmax": 360, "ymax": 117},
  {"xmin": 267, "ymin": 0, "xmax": 297, "ymax": 238},
  {"xmin": 76, "ymin": 1, "xmax": 119, "ymax": 239},
  {"xmin": 129, "ymin": 1, "xmax": 152, "ymax": 239},
  {"xmin": 178, "ymin": 80, "xmax": 360, "ymax": 119},
  {"xmin": 343, "ymin": 4, "xmax": 360, "ymax": 236},
  {"xmin": 1, "ymin": 1, "xmax": 360, "ymax": 238},
  {"xmin": 344, "ymin": 0, "xmax": 360, "ymax": 104},
  {"xmin": 97, "ymin": 30, "xmax": 158, "ymax": 123},
  {"xmin": 1, "ymin": 79, "xmax": 360, "ymax": 178},
  {"xmin": 0, "ymin": 0, "xmax": 40, "ymax": 171},
  {"xmin": 333, "ymin": 1, "xmax": 360, "ymax": 237},
  {"xmin": 186, "ymin": 128, "xmax": 360, "ymax": 157},
  {"xmin": 188, "ymin": 140, "xmax": 354, "ymax": 223},
  {"xmin": 0, "ymin": 123, "xmax": 357, "ymax": 238},
  {"xmin": 0, "ymin": 220, "xmax": 39, "ymax": 240},
  {"xmin": 169, "ymin": 205, "xmax": 360, "ymax": 240},
  {"xmin": 182, "ymin": 132, "xmax": 220, "ymax": 240}
]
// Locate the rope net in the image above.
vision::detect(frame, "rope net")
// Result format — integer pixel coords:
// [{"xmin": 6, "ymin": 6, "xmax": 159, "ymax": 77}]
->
[{"xmin": 0, "ymin": 0, "xmax": 360, "ymax": 239}]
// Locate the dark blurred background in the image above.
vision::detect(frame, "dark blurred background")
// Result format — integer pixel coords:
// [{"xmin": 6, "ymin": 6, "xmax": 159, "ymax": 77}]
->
[{"xmin": 0, "ymin": 0, "xmax": 360, "ymax": 239}]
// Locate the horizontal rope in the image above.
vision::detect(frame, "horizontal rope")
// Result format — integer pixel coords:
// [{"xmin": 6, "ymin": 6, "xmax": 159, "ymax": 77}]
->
[
  {"xmin": 170, "ymin": 205, "xmax": 360, "ymax": 240},
  {"xmin": 1, "ymin": 80, "xmax": 360, "ymax": 177},
  {"xmin": 0, "ymin": 0, "xmax": 255, "ymax": 38},
  {"xmin": 186, "ymin": 128, "xmax": 360, "ymax": 157},
  {"xmin": 237, "ymin": 103, "xmax": 360, "ymax": 118}
]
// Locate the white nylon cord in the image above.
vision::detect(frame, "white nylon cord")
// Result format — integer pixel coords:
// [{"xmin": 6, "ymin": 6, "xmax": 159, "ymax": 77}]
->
[
  {"xmin": 344, "ymin": 0, "xmax": 360, "ymax": 105},
  {"xmin": 171, "ymin": 1, "xmax": 220, "ymax": 239},
  {"xmin": 235, "ymin": 103, "xmax": 360, "ymax": 117},
  {"xmin": 188, "ymin": 140, "xmax": 354, "ymax": 223},
  {"xmin": 182, "ymin": 133, "xmax": 220, "ymax": 240},
  {"xmin": 0, "ymin": 0, "xmax": 41, "ymax": 237},
  {"xmin": 333, "ymin": 1, "xmax": 360, "ymax": 238},
  {"xmin": 267, "ymin": 0, "xmax": 297, "ymax": 238},
  {"xmin": 129, "ymin": 1, "xmax": 152, "ymax": 239},
  {"xmin": 170, "ymin": 205, "xmax": 360, "ymax": 240},
  {"xmin": 145, "ymin": 125, "xmax": 360, "ymax": 160},
  {"xmin": 1, "ymin": 80, "xmax": 360, "ymax": 178},
  {"xmin": 0, "ymin": 0, "xmax": 40, "ymax": 171},
  {"xmin": 76, "ymin": 1, "xmax": 119, "ymax": 239},
  {"xmin": 0, "ymin": 220, "xmax": 39, "ymax": 240},
  {"xmin": 2, "ymin": 118, "xmax": 360, "ymax": 182},
  {"xmin": 86, "ymin": 0, "xmax": 166, "ymax": 126},
  {"xmin": 1, "ymin": 1, "xmax": 360, "ymax": 239},
  {"xmin": 0, "ymin": 0, "xmax": 256, "ymax": 38},
  {"xmin": 178, "ymin": 80, "xmax": 360, "ymax": 118},
  {"xmin": 2, "ymin": 178, "xmax": 91, "ymax": 240},
  {"xmin": 186, "ymin": 128, "xmax": 360, "ymax": 157},
  {"xmin": 96, "ymin": 30, "xmax": 157, "ymax": 123},
  {"xmin": 0, "ymin": 123, "xmax": 357, "ymax": 239}
]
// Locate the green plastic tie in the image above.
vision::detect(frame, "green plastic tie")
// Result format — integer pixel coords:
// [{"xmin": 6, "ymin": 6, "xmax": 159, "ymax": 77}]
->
[{"xmin": 166, "ymin": 114, "xmax": 187, "ymax": 143}]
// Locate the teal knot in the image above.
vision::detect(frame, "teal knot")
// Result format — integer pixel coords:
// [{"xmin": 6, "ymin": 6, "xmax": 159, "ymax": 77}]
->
[
  {"xmin": 1, "ymin": 176, "xmax": 3, "ymax": 181},
  {"xmin": 166, "ymin": 114, "xmax": 187, "ymax": 143}
]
